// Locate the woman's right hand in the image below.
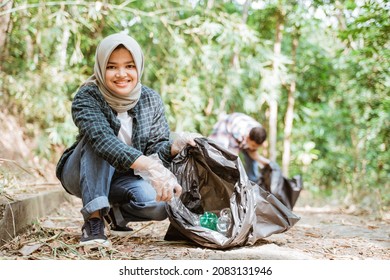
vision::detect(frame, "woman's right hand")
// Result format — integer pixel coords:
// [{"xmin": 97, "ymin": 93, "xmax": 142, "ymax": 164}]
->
[{"xmin": 132, "ymin": 155, "xmax": 182, "ymax": 201}]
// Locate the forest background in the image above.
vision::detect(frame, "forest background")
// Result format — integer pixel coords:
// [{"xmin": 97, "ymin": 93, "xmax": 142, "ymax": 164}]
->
[{"xmin": 0, "ymin": 0, "xmax": 388, "ymax": 216}]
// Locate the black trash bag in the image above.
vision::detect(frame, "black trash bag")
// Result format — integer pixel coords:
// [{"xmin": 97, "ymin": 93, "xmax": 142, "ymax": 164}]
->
[
  {"xmin": 164, "ymin": 137, "xmax": 300, "ymax": 249},
  {"xmin": 252, "ymin": 183, "xmax": 301, "ymax": 240},
  {"xmin": 258, "ymin": 162, "xmax": 303, "ymax": 210}
]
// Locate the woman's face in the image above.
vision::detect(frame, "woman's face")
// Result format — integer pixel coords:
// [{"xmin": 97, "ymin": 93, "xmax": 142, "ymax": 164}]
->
[{"xmin": 105, "ymin": 47, "xmax": 138, "ymax": 96}]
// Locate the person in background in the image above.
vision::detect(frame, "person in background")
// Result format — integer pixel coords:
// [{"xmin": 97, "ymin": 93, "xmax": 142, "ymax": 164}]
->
[
  {"xmin": 56, "ymin": 33, "xmax": 197, "ymax": 247},
  {"xmin": 209, "ymin": 112, "xmax": 270, "ymax": 182}
]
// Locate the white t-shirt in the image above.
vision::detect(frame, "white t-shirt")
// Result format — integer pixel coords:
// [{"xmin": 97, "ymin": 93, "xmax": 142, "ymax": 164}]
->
[{"xmin": 117, "ymin": 112, "xmax": 133, "ymax": 146}]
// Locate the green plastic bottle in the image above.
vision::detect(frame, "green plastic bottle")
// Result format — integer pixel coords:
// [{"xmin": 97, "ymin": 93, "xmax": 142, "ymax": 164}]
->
[{"xmin": 199, "ymin": 212, "xmax": 218, "ymax": 231}]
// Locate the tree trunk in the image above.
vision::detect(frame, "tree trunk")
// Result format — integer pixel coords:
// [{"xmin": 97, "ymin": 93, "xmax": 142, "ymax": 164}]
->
[
  {"xmin": 282, "ymin": 33, "xmax": 299, "ymax": 176},
  {"xmin": 231, "ymin": 0, "xmax": 252, "ymax": 70},
  {"xmin": 268, "ymin": 9, "xmax": 284, "ymax": 162},
  {"xmin": 0, "ymin": 0, "xmax": 13, "ymax": 71},
  {"xmin": 269, "ymin": 99, "xmax": 278, "ymax": 161},
  {"xmin": 242, "ymin": 0, "xmax": 252, "ymax": 24},
  {"xmin": 59, "ymin": 25, "xmax": 71, "ymax": 70},
  {"xmin": 206, "ymin": 0, "xmax": 214, "ymax": 10}
]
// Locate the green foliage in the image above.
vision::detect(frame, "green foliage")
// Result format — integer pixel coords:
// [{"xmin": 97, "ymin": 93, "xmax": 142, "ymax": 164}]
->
[{"xmin": 285, "ymin": 0, "xmax": 390, "ymax": 209}]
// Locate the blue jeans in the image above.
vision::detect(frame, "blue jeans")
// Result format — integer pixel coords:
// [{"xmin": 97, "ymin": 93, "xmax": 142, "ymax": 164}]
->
[
  {"xmin": 241, "ymin": 149, "xmax": 260, "ymax": 182},
  {"xmin": 59, "ymin": 137, "xmax": 167, "ymax": 225}
]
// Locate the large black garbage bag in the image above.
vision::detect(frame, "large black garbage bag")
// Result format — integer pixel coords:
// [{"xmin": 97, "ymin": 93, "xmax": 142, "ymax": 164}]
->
[
  {"xmin": 165, "ymin": 137, "xmax": 300, "ymax": 249},
  {"xmin": 258, "ymin": 162, "xmax": 303, "ymax": 210}
]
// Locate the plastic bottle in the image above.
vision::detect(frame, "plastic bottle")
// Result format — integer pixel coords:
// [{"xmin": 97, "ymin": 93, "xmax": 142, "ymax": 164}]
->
[
  {"xmin": 199, "ymin": 212, "xmax": 218, "ymax": 230},
  {"xmin": 216, "ymin": 208, "xmax": 232, "ymax": 235},
  {"xmin": 219, "ymin": 208, "xmax": 231, "ymax": 218}
]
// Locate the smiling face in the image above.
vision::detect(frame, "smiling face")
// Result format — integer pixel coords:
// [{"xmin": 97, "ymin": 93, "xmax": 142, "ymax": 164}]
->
[{"xmin": 105, "ymin": 46, "xmax": 138, "ymax": 96}]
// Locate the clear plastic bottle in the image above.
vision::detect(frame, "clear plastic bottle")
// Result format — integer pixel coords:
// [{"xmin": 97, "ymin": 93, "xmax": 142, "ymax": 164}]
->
[
  {"xmin": 216, "ymin": 208, "xmax": 232, "ymax": 235},
  {"xmin": 219, "ymin": 208, "xmax": 231, "ymax": 218}
]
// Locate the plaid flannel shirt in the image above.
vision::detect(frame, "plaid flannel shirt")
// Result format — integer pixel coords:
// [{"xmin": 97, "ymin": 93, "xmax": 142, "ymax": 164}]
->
[
  {"xmin": 209, "ymin": 113, "xmax": 262, "ymax": 154},
  {"xmin": 56, "ymin": 84, "xmax": 172, "ymax": 179}
]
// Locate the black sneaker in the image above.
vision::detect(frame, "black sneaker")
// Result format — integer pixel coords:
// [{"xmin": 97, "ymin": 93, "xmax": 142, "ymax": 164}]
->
[
  {"xmin": 104, "ymin": 208, "xmax": 133, "ymax": 237},
  {"xmin": 80, "ymin": 217, "xmax": 111, "ymax": 247}
]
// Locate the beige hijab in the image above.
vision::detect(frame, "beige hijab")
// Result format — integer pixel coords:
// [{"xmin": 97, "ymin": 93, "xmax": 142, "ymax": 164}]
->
[{"xmin": 84, "ymin": 33, "xmax": 144, "ymax": 113}]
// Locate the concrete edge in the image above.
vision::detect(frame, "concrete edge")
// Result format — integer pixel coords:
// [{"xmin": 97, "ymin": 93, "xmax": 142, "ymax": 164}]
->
[{"xmin": 0, "ymin": 189, "xmax": 72, "ymax": 246}]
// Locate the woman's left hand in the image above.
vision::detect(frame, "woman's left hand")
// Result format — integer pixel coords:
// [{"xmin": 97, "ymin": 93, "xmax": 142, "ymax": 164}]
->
[{"xmin": 171, "ymin": 132, "xmax": 202, "ymax": 155}]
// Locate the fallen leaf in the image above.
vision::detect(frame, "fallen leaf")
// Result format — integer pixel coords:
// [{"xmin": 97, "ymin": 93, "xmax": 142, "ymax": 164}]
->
[
  {"xmin": 367, "ymin": 225, "xmax": 379, "ymax": 230},
  {"xmin": 305, "ymin": 232, "xmax": 322, "ymax": 238},
  {"xmin": 19, "ymin": 243, "xmax": 43, "ymax": 256}
]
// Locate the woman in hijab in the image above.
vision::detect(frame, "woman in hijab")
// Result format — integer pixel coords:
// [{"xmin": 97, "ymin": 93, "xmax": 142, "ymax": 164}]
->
[{"xmin": 56, "ymin": 33, "xmax": 195, "ymax": 247}]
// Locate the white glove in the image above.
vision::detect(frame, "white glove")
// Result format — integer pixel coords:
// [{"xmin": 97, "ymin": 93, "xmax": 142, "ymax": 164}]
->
[
  {"xmin": 171, "ymin": 131, "xmax": 202, "ymax": 155},
  {"xmin": 133, "ymin": 155, "xmax": 182, "ymax": 202}
]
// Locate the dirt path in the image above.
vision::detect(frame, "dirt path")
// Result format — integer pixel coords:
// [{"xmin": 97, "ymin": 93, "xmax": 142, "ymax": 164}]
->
[{"xmin": 1, "ymin": 195, "xmax": 388, "ymax": 260}]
